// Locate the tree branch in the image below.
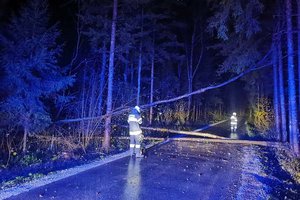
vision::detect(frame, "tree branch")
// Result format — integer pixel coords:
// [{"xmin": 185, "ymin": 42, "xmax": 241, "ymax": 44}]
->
[
  {"xmin": 192, "ymin": 31, "xmax": 204, "ymax": 79},
  {"xmin": 56, "ymin": 50, "xmax": 272, "ymax": 124}
]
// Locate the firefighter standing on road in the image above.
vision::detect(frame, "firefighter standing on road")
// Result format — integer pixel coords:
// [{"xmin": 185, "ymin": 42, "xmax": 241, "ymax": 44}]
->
[
  {"xmin": 128, "ymin": 106, "xmax": 143, "ymax": 158},
  {"xmin": 230, "ymin": 112, "xmax": 238, "ymax": 133}
]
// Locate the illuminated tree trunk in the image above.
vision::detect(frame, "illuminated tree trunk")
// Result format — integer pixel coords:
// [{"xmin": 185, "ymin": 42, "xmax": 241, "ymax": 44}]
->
[
  {"xmin": 137, "ymin": 45, "xmax": 142, "ymax": 106},
  {"xmin": 103, "ymin": 0, "xmax": 118, "ymax": 151},
  {"xmin": 298, "ymin": 0, "xmax": 300, "ymax": 111},
  {"xmin": 187, "ymin": 29, "xmax": 195, "ymax": 118},
  {"xmin": 22, "ymin": 127, "xmax": 28, "ymax": 153},
  {"xmin": 136, "ymin": 8, "xmax": 143, "ymax": 106},
  {"xmin": 186, "ymin": 21, "xmax": 203, "ymax": 119},
  {"xmin": 22, "ymin": 113, "xmax": 31, "ymax": 153},
  {"xmin": 150, "ymin": 40, "xmax": 155, "ymax": 124},
  {"xmin": 97, "ymin": 44, "xmax": 107, "ymax": 116},
  {"xmin": 286, "ymin": 0, "xmax": 299, "ymax": 154},
  {"xmin": 272, "ymin": 42, "xmax": 280, "ymax": 139},
  {"xmin": 278, "ymin": 39, "xmax": 287, "ymax": 142}
]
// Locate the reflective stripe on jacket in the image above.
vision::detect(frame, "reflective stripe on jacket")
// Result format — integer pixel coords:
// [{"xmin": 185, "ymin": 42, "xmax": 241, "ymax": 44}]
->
[
  {"xmin": 128, "ymin": 110, "xmax": 142, "ymax": 135},
  {"xmin": 230, "ymin": 116, "xmax": 237, "ymax": 125}
]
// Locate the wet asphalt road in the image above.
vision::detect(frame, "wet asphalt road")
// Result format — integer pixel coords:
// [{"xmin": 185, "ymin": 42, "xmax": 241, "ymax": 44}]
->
[{"xmin": 7, "ymin": 140, "xmax": 245, "ymax": 200}]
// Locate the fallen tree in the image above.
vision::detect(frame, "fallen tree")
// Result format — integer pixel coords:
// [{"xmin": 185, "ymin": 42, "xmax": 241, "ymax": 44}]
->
[
  {"xmin": 169, "ymin": 137, "xmax": 282, "ymax": 148},
  {"xmin": 140, "ymin": 126, "xmax": 226, "ymax": 139},
  {"xmin": 57, "ymin": 50, "xmax": 272, "ymax": 124},
  {"xmin": 115, "ymin": 119, "xmax": 228, "ymax": 140}
]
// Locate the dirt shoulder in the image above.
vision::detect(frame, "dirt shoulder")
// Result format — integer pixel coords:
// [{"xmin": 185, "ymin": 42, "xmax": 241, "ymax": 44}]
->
[{"xmin": 238, "ymin": 144, "xmax": 300, "ymax": 199}]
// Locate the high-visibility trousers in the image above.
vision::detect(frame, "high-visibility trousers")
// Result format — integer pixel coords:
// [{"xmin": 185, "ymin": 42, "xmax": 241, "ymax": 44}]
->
[
  {"xmin": 129, "ymin": 134, "xmax": 142, "ymax": 156},
  {"xmin": 231, "ymin": 122, "xmax": 237, "ymax": 131}
]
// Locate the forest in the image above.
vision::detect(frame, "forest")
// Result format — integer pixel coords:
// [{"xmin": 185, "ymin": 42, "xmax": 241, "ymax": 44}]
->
[{"xmin": 0, "ymin": 0, "xmax": 299, "ymax": 175}]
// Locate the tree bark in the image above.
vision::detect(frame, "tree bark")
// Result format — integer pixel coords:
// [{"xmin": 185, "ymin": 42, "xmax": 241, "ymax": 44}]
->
[
  {"xmin": 150, "ymin": 40, "xmax": 155, "ymax": 124},
  {"xmin": 103, "ymin": 0, "xmax": 118, "ymax": 152},
  {"xmin": 278, "ymin": 38, "xmax": 287, "ymax": 142},
  {"xmin": 272, "ymin": 41, "xmax": 280, "ymax": 139},
  {"xmin": 298, "ymin": 0, "xmax": 300, "ymax": 112},
  {"xmin": 22, "ymin": 127, "xmax": 28, "ymax": 153},
  {"xmin": 137, "ymin": 45, "xmax": 142, "ymax": 106},
  {"xmin": 187, "ymin": 27, "xmax": 195, "ymax": 117},
  {"xmin": 286, "ymin": 0, "xmax": 299, "ymax": 154},
  {"xmin": 186, "ymin": 21, "xmax": 204, "ymax": 119},
  {"xmin": 136, "ymin": 8, "xmax": 144, "ymax": 106},
  {"xmin": 140, "ymin": 126, "xmax": 226, "ymax": 139},
  {"xmin": 97, "ymin": 44, "xmax": 107, "ymax": 116}
]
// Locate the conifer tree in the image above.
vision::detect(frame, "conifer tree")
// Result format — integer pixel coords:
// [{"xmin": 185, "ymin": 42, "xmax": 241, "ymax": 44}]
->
[
  {"xmin": 286, "ymin": 0, "xmax": 299, "ymax": 154},
  {"xmin": 0, "ymin": 0, "xmax": 73, "ymax": 152}
]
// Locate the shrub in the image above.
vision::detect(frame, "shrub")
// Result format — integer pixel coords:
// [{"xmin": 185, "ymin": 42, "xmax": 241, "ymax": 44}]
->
[
  {"xmin": 19, "ymin": 154, "xmax": 41, "ymax": 166},
  {"xmin": 251, "ymin": 97, "xmax": 274, "ymax": 134}
]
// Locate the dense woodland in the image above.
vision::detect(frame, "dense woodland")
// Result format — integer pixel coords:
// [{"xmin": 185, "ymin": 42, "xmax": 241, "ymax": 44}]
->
[{"xmin": 0, "ymin": 0, "xmax": 300, "ymax": 168}]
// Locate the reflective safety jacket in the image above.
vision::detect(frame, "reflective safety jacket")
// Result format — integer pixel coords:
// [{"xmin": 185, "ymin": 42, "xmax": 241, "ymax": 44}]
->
[
  {"xmin": 128, "ymin": 109, "xmax": 142, "ymax": 135},
  {"xmin": 230, "ymin": 116, "xmax": 237, "ymax": 125}
]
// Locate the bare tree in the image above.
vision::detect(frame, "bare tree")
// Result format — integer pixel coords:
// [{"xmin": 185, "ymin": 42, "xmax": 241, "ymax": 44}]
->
[
  {"xmin": 103, "ymin": 0, "xmax": 118, "ymax": 151},
  {"xmin": 185, "ymin": 20, "xmax": 204, "ymax": 117},
  {"xmin": 57, "ymin": 49, "xmax": 272, "ymax": 124}
]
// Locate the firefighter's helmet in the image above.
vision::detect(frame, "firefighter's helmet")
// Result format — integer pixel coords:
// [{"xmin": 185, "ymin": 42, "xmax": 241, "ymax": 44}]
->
[{"xmin": 135, "ymin": 106, "xmax": 141, "ymax": 113}]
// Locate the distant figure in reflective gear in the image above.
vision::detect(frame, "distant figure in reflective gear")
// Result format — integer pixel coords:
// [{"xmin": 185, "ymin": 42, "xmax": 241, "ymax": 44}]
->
[
  {"xmin": 128, "ymin": 106, "xmax": 143, "ymax": 158},
  {"xmin": 230, "ymin": 112, "xmax": 238, "ymax": 133}
]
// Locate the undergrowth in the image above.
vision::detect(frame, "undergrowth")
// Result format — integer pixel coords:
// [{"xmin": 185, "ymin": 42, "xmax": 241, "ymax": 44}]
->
[{"xmin": 275, "ymin": 145, "xmax": 300, "ymax": 184}]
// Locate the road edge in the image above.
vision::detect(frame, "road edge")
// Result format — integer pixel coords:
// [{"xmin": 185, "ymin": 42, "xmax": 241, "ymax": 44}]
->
[{"xmin": 0, "ymin": 140, "xmax": 165, "ymax": 200}]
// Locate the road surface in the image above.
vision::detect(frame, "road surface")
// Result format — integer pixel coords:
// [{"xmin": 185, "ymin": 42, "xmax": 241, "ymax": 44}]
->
[{"xmin": 5, "ymin": 138, "xmax": 300, "ymax": 200}]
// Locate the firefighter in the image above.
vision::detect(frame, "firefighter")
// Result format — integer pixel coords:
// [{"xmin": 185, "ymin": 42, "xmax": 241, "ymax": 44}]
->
[
  {"xmin": 128, "ymin": 106, "xmax": 143, "ymax": 158},
  {"xmin": 230, "ymin": 112, "xmax": 238, "ymax": 133}
]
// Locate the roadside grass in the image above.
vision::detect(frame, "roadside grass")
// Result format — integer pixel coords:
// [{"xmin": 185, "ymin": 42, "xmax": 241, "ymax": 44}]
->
[
  {"xmin": 0, "ymin": 137, "xmax": 128, "ymax": 190},
  {"xmin": 1, "ymin": 173, "xmax": 45, "ymax": 190},
  {"xmin": 0, "ymin": 137, "xmax": 160, "ymax": 191},
  {"xmin": 245, "ymin": 122, "xmax": 300, "ymax": 185}
]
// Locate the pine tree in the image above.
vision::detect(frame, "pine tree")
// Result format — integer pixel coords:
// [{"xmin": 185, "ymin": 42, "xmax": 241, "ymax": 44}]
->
[
  {"xmin": 272, "ymin": 2, "xmax": 281, "ymax": 140},
  {"xmin": 0, "ymin": 0, "xmax": 73, "ymax": 152},
  {"xmin": 207, "ymin": 0, "xmax": 264, "ymax": 74},
  {"xmin": 274, "ymin": 0, "xmax": 287, "ymax": 142},
  {"xmin": 103, "ymin": 0, "xmax": 118, "ymax": 151},
  {"xmin": 286, "ymin": 0, "xmax": 299, "ymax": 155},
  {"xmin": 272, "ymin": 39, "xmax": 280, "ymax": 139},
  {"xmin": 278, "ymin": 37, "xmax": 287, "ymax": 142},
  {"xmin": 298, "ymin": 0, "xmax": 300, "ymax": 111}
]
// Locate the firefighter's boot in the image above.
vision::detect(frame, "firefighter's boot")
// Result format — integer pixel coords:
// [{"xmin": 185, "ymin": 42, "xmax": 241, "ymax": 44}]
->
[{"xmin": 136, "ymin": 147, "xmax": 143, "ymax": 158}]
